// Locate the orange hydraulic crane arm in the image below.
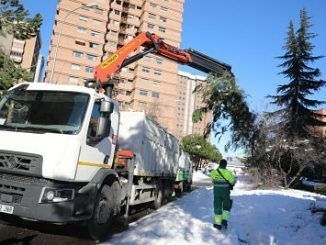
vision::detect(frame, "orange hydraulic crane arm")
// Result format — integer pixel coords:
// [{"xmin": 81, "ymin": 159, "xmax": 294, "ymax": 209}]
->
[
  {"xmin": 91, "ymin": 32, "xmax": 231, "ymax": 95},
  {"xmin": 94, "ymin": 32, "xmax": 194, "ymax": 83}
]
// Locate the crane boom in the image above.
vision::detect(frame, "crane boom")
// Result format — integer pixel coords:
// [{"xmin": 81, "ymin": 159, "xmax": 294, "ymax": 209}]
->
[{"xmin": 91, "ymin": 32, "xmax": 231, "ymax": 94}]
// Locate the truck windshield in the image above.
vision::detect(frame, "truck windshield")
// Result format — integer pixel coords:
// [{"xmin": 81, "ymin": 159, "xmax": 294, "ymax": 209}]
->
[{"xmin": 0, "ymin": 90, "xmax": 89, "ymax": 134}]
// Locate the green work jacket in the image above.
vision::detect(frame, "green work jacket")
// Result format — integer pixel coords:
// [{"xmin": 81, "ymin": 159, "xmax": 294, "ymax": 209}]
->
[{"xmin": 211, "ymin": 168, "xmax": 235, "ymax": 188}]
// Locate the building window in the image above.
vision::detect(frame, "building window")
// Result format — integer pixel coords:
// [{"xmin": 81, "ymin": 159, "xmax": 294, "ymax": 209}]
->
[
  {"xmin": 108, "ymin": 30, "xmax": 118, "ymax": 36},
  {"xmin": 152, "ymin": 92, "xmax": 159, "ymax": 98},
  {"xmin": 147, "ymin": 23, "xmax": 155, "ymax": 29},
  {"xmin": 127, "ymin": 14, "xmax": 134, "ymax": 19},
  {"xmin": 160, "ymin": 6, "xmax": 168, "ymax": 12},
  {"xmin": 109, "ymin": 19, "xmax": 119, "ymax": 26},
  {"xmin": 116, "ymin": 0, "xmax": 122, "ymax": 4},
  {"xmin": 154, "ymin": 70, "xmax": 162, "ymax": 75},
  {"xmin": 139, "ymin": 90, "xmax": 148, "ymax": 96},
  {"xmin": 71, "ymin": 64, "xmax": 81, "ymax": 70},
  {"xmin": 142, "ymin": 67, "xmax": 150, "ymax": 73},
  {"xmin": 140, "ymin": 78, "xmax": 149, "ymax": 83},
  {"xmin": 93, "ymin": 19, "xmax": 101, "ymax": 25},
  {"xmin": 69, "ymin": 76, "xmax": 79, "ymax": 83},
  {"xmin": 148, "ymin": 13, "xmax": 156, "ymax": 19},
  {"xmin": 150, "ymin": 2, "xmax": 157, "ymax": 8},
  {"xmin": 156, "ymin": 59, "xmax": 163, "ymax": 65},
  {"xmin": 75, "ymin": 40, "xmax": 86, "ymax": 46},
  {"xmin": 158, "ymin": 26, "xmax": 166, "ymax": 33},
  {"xmin": 77, "ymin": 27, "xmax": 87, "ymax": 34},
  {"xmin": 114, "ymin": 10, "xmax": 121, "ymax": 15},
  {"xmin": 91, "ymin": 31, "xmax": 100, "ymax": 37},
  {"xmin": 79, "ymin": 16, "xmax": 88, "ymax": 22},
  {"xmin": 139, "ymin": 101, "xmax": 146, "ymax": 109},
  {"xmin": 128, "ymin": 4, "xmax": 136, "ymax": 9},
  {"xmin": 95, "ymin": 8, "xmax": 103, "ymax": 15},
  {"xmin": 87, "ymin": 54, "xmax": 97, "ymax": 61},
  {"xmin": 143, "ymin": 56, "xmax": 151, "ymax": 62},
  {"xmin": 12, "ymin": 42, "xmax": 24, "ymax": 49},
  {"xmin": 85, "ymin": 67, "xmax": 94, "ymax": 73},
  {"xmin": 153, "ymin": 81, "xmax": 160, "ymax": 87},
  {"xmin": 159, "ymin": 16, "xmax": 167, "ymax": 22},
  {"xmin": 10, "ymin": 51, "xmax": 23, "ymax": 57},
  {"xmin": 90, "ymin": 42, "xmax": 100, "ymax": 49},
  {"xmin": 118, "ymin": 89, "xmax": 126, "ymax": 95},
  {"xmin": 73, "ymin": 51, "xmax": 83, "ymax": 58},
  {"xmin": 106, "ymin": 41, "xmax": 116, "ymax": 47}
]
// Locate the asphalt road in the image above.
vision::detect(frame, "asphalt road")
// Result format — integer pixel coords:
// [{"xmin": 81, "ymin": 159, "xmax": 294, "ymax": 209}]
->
[
  {"xmin": 0, "ymin": 215, "xmax": 94, "ymax": 245},
  {"xmin": 0, "ymin": 185, "xmax": 205, "ymax": 245}
]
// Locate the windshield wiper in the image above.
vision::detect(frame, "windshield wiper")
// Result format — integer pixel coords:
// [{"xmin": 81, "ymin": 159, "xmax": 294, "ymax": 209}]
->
[
  {"xmin": 0, "ymin": 124, "xmax": 73, "ymax": 134},
  {"xmin": 21, "ymin": 126, "xmax": 64, "ymax": 134}
]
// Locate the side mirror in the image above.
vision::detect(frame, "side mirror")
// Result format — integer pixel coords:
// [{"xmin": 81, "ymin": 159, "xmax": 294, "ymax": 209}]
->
[
  {"xmin": 96, "ymin": 117, "xmax": 111, "ymax": 138},
  {"xmin": 101, "ymin": 101, "xmax": 114, "ymax": 114},
  {"xmin": 96, "ymin": 101, "xmax": 114, "ymax": 138}
]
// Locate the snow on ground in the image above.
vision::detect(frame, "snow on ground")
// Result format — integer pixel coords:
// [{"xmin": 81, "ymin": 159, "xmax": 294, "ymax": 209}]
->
[{"xmin": 104, "ymin": 168, "xmax": 326, "ymax": 245}]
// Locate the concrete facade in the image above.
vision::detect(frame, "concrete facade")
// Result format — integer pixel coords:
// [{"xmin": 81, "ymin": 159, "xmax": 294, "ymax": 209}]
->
[
  {"xmin": 0, "ymin": 32, "xmax": 41, "ymax": 72},
  {"xmin": 311, "ymin": 109, "xmax": 326, "ymax": 139},
  {"xmin": 45, "ymin": 0, "xmax": 185, "ymax": 136},
  {"xmin": 176, "ymin": 71, "xmax": 211, "ymax": 139}
]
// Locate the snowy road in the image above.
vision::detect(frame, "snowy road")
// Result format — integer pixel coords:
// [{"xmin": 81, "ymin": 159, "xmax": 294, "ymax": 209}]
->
[{"xmin": 104, "ymin": 169, "xmax": 326, "ymax": 245}]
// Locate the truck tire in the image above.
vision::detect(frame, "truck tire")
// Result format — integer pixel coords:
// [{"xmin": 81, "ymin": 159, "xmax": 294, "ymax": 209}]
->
[
  {"xmin": 87, "ymin": 183, "xmax": 118, "ymax": 240},
  {"xmin": 154, "ymin": 182, "xmax": 164, "ymax": 209},
  {"xmin": 186, "ymin": 181, "xmax": 192, "ymax": 191}
]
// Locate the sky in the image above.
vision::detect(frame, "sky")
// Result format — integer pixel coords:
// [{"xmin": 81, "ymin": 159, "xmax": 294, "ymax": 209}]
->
[{"xmin": 21, "ymin": 0, "xmax": 326, "ymax": 157}]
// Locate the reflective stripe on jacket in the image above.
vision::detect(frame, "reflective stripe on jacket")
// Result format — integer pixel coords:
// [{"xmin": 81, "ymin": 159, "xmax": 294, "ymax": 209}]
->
[{"xmin": 211, "ymin": 168, "xmax": 235, "ymax": 186}]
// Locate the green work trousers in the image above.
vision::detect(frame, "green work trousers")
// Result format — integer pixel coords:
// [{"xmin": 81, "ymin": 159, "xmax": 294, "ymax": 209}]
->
[{"xmin": 213, "ymin": 186, "xmax": 231, "ymax": 224}]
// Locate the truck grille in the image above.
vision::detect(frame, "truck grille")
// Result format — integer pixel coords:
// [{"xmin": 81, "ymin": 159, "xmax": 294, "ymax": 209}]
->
[
  {"xmin": 0, "ymin": 183, "xmax": 25, "ymax": 204},
  {"xmin": 0, "ymin": 151, "xmax": 42, "ymax": 176},
  {"xmin": 0, "ymin": 173, "xmax": 49, "ymax": 205}
]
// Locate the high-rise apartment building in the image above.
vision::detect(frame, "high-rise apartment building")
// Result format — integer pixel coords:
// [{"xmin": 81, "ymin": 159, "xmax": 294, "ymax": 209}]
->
[
  {"xmin": 0, "ymin": 32, "xmax": 41, "ymax": 72},
  {"xmin": 45, "ymin": 0, "xmax": 185, "ymax": 136},
  {"xmin": 176, "ymin": 71, "xmax": 211, "ymax": 139},
  {"xmin": 310, "ymin": 109, "xmax": 326, "ymax": 138}
]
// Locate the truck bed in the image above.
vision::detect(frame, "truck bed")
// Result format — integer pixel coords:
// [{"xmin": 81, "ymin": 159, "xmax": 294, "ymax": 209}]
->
[{"xmin": 118, "ymin": 112, "xmax": 179, "ymax": 177}]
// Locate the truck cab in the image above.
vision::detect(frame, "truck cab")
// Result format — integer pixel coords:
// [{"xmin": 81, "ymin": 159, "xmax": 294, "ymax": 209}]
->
[{"xmin": 0, "ymin": 82, "xmax": 121, "ymax": 223}]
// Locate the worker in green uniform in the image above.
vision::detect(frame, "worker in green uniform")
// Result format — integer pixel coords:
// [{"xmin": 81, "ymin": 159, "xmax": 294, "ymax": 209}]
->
[{"xmin": 211, "ymin": 159, "xmax": 235, "ymax": 230}]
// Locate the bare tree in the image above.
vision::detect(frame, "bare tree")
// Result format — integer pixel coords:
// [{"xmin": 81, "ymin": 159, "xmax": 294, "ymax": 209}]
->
[{"xmin": 266, "ymin": 123, "xmax": 323, "ymax": 188}]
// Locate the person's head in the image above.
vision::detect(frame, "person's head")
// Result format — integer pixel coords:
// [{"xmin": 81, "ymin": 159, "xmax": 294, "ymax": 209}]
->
[{"xmin": 219, "ymin": 159, "xmax": 227, "ymax": 168}]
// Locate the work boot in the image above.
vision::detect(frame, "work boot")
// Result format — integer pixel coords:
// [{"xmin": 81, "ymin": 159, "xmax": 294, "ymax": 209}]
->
[
  {"xmin": 213, "ymin": 224, "xmax": 222, "ymax": 230},
  {"xmin": 222, "ymin": 220, "xmax": 228, "ymax": 229}
]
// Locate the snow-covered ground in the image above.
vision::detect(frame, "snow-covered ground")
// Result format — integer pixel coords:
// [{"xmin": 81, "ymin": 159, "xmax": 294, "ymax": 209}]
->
[{"xmin": 103, "ymin": 169, "xmax": 326, "ymax": 245}]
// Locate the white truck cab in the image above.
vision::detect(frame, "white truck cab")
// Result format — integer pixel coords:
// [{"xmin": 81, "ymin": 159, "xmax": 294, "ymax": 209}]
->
[{"xmin": 0, "ymin": 83, "xmax": 121, "ymax": 225}]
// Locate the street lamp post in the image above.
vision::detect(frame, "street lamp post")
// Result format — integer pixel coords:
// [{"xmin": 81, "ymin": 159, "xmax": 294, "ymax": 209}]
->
[{"xmin": 49, "ymin": 3, "xmax": 98, "ymax": 83}]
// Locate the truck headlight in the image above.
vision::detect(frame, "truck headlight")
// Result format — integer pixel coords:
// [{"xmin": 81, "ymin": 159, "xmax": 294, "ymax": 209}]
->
[{"xmin": 40, "ymin": 188, "xmax": 75, "ymax": 203}]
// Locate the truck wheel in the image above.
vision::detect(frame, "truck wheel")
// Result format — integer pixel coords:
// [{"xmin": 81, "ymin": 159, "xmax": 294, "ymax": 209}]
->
[
  {"xmin": 87, "ymin": 184, "xmax": 115, "ymax": 241},
  {"xmin": 186, "ymin": 181, "xmax": 192, "ymax": 191},
  {"xmin": 154, "ymin": 184, "xmax": 163, "ymax": 209}
]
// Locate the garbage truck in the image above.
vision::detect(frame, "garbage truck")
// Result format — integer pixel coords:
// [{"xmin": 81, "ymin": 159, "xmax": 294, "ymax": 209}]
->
[{"xmin": 0, "ymin": 32, "xmax": 232, "ymax": 239}]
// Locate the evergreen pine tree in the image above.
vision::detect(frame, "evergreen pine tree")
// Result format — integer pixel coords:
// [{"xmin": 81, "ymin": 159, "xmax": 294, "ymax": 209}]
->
[
  {"xmin": 0, "ymin": 1, "xmax": 42, "ymax": 90},
  {"xmin": 270, "ymin": 9, "xmax": 325, "ymax": 139},
  {"xmin": 0, "ymin": 0, "xmax": 42, "ymax": 39}
]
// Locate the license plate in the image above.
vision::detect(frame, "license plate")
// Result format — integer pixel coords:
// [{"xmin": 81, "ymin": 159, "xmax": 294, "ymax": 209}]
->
[{"xmin": 0, "ymin": 204, "xmax": 14, "ymax": 214}]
